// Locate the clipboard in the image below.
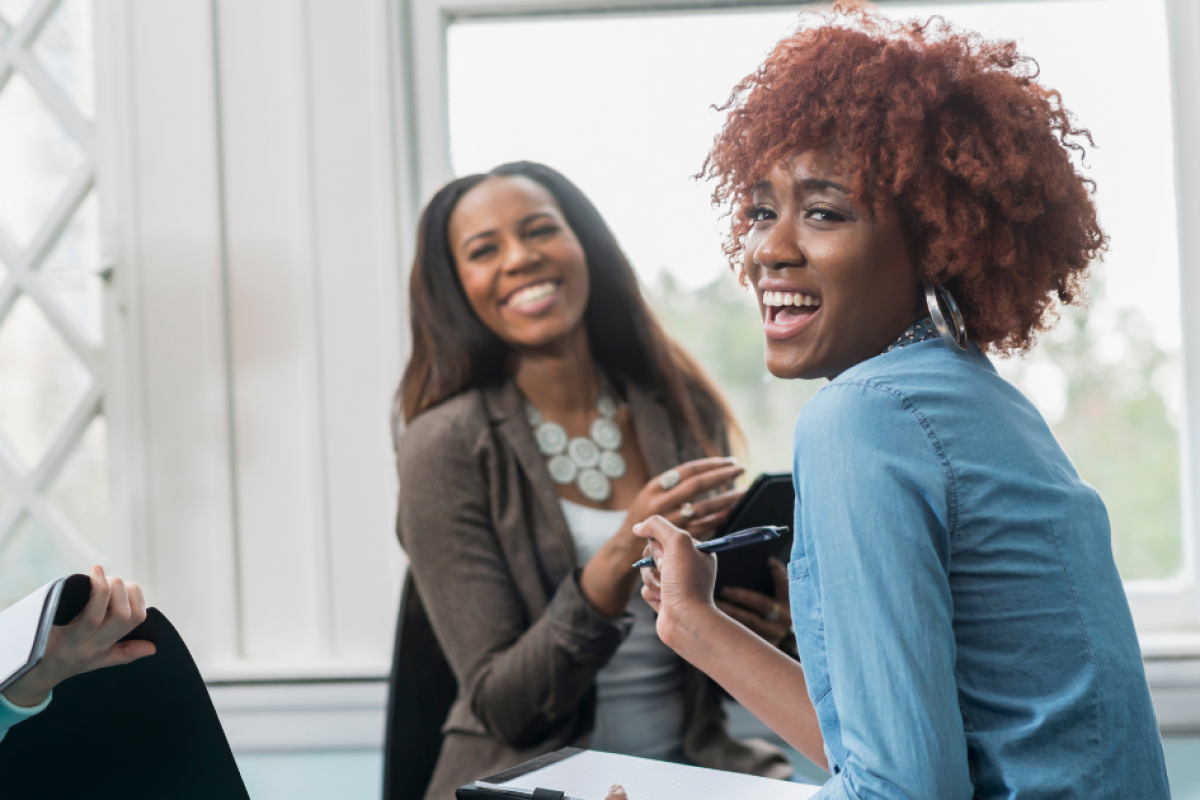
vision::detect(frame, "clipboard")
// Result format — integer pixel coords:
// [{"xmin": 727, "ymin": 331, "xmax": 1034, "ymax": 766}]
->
[
  {"xmin": 457, "ymin": 748, "xmax": 588, "ymax": 798},
  {"xmin": 457, "ymin": 747, "xmax": 819, "ymax": 800},
  {"xmin": 713, "ymin": 472, "xmax": 795, "ymax": 596}
]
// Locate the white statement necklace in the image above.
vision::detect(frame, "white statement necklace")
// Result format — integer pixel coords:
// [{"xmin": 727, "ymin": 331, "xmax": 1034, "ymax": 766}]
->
[{"xmin": 525, "ymin": 382, "xmax": 627, "ymax": 503}]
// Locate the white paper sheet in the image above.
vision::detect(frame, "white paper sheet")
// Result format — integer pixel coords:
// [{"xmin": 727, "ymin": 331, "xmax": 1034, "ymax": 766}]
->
[
  {"xmin": 479, "ymin": 749, "xmax": 820, "ymax": 800},
  {"xmin": 0, "ymin": 580, "xmax": 56, "ymax": 688}
]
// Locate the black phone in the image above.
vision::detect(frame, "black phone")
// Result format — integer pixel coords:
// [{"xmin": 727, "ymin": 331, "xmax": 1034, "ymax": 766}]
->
[{"xmin": 713, "ymin": 472, "xmax": 794, "ymax": 597}]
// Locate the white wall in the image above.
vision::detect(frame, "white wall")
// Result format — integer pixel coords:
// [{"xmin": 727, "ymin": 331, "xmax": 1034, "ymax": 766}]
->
[{"xmin": 99, "ymin": 0, "xmax": 412, "ymax": 681}]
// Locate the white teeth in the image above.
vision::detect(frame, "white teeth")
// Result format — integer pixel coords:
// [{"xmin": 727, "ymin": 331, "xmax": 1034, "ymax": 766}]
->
[
  {"xmin": 508, "ymin": 281, "xmax": 557, "ymax": 308},
  {"xmin": 761, "ymin": 290, "xmax": 820, "ymax": 308}
]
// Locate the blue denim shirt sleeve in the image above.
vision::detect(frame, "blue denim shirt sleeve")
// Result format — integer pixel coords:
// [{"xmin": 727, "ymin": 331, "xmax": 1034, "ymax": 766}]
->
[{"xmin": 797, "ymin": 382, "xmax": 972, "ymax": 799}]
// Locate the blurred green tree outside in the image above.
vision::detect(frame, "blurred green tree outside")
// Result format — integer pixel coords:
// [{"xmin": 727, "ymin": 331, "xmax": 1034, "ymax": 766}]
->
[
  {"xmin": 1013, "ymin": 298, "xmax": 1182, "ymax": 581},
  {"xmin": 646, "ymin": 272, "xmax": 1182, "ymax": 582}
]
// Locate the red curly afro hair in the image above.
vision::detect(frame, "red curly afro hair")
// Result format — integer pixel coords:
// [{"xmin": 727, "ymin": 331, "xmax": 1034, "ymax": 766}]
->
[{"xmin": 701, "ymin": 2, "xmax": 1106, "ymax": 354}]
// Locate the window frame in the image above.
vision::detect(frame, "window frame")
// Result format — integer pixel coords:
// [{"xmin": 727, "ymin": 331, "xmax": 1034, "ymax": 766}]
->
[
  {"xmin": 0, "ymin": 0, "xmax": 113, "ymax": 601},
  {"xmin": 411, "ymin": 0, "xmax": 1200, "ymax": 644}
]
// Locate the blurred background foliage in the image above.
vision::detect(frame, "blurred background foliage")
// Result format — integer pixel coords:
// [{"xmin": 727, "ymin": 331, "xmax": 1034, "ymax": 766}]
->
[
  {"xmin": 646, "ymin": 271, "xmax": 1182, "ymax": 582},
  {"xmin": 1016, "ymin": 293, "xmax": 1183, "ymax": 581}
]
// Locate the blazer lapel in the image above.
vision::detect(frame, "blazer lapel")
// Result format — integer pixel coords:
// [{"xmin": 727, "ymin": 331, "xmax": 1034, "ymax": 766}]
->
[
  {"xmin": 625, "ymin": 380, "xmax": 680, "ymax": 477},
  {"xmin": 483, "ymin": 381, "xmax": 578, "ymax": 577}
]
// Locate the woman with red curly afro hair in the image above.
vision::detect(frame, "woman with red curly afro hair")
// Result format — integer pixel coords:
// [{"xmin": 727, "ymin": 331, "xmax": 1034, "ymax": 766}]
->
[{"xmin": 624, "ymin": 4, "xmax": 1171, "ymax": 798}]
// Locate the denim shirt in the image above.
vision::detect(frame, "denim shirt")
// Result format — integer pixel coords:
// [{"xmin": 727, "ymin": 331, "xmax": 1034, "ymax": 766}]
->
[{"xmin": 789, "ymin": 339, "xmax": 1169, "ymax": 799}]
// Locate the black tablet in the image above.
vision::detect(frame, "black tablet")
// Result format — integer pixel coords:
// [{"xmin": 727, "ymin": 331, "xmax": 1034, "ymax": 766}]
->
[{"xmin": 712, "ymin": 472, "xmax": 794, "ymax": 597}]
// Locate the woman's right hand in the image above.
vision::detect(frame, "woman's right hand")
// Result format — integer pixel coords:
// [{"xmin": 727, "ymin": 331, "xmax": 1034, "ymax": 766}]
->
[
  {"xmin": 579, "ymin": 457, "xmax": 743, "ymax": 619},
  {"xmin": 635, "ymin": 515, "xmax": 720, "ymax": 639}
]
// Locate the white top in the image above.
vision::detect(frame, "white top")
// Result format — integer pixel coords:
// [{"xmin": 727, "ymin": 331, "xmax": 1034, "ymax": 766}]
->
[{"xmin": 559, "ymin": 498, "xmax": 687, "ymax": 762}]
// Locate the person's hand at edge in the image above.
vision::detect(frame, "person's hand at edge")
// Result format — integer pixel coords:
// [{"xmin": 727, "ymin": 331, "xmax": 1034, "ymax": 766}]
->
[
  {"xmin": 2, "ymin": 565, "xmax": 157, "ymax": 708},
  {"xmin": 717, "ymin": 557, "xmax": 793, "ymax": 647},
  {"xmin": 604, "ymin": 785, "xmax": 630, "ymax": 800}
]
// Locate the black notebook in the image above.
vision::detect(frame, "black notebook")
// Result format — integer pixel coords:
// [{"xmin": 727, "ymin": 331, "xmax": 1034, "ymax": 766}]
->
[
  {"xmin": 713, "ymin": 472, "xmax": 795, "ymax": 597},
  {"xmin": 0, "ymin": 575, "xmax": 250, "ymax": 800}
]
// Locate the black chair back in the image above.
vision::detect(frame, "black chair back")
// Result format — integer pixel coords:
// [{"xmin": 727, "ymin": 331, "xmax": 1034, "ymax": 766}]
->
[{"xmin": 383, "ymin": 572, "xmax": 458, "ymax": 800}]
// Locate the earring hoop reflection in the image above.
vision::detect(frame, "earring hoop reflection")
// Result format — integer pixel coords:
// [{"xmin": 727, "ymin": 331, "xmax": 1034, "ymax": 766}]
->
[{"xmin": 924, "ymin": 284, "xmax": 969, "ymax": 352}]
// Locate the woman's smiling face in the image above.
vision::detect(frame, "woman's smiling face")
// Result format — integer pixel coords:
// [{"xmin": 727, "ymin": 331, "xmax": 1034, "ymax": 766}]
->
[
  {"xmin": 743, "ymin": 148, "xmax": 924, "ymax": 380},
  {"xmin": 449, "ymin": 175, "xmax": 590, "ymax": 351}
]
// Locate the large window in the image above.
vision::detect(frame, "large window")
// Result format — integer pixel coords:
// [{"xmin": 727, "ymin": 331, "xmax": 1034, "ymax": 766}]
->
[
  {"xmin": 446, "ymin": 0, "xmax": 1186, "ymax": 592},
  {"xmin": 0, "ymin": 0, "xmax": 106, "ymax": 609}
]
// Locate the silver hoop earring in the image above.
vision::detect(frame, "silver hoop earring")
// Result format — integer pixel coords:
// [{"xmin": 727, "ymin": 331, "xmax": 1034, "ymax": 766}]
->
[{"xmin": 924, "ymin": 284, "xmax": 969, "ymax": 353}]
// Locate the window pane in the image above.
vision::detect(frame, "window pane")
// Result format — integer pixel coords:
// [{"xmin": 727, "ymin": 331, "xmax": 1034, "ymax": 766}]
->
[
  {"xmin": 40, "ymin": 191, "xmax": 103, "ymax": 344},
  {"xmin": 33, "ymin": 0, "xmax": 95, "ymax": 119},
  {"xmin": 0, "ymin": 515, "xmax": 71, "ymax": 611},
  {"xmin": 0, "ymin": 294, "xmax": 93, "ymax": 469},
  {"xmin": 0, "ymin": 0, "xmax": 35, "ymax": 28},
  {"xmin": 0, "ymin": 0, "xmax": 102, "ymax": 608},
  {"xmin": 448, "ymin": 0, "xmax": 1184, "ymax": 580},
  {"xmin": 46, "ymin": 414, "xmax": 107, "ymax": 551},
  {"xmin": 0, "ymin": 72, "xmax": 86, "ymax": 246}
]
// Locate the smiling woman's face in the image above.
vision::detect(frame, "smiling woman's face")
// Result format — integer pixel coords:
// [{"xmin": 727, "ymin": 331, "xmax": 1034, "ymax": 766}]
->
[
  {"xmin": 449, "ymin": 175, "xmax": 590, "ymax": 351},
  {"xmin": 743, "ymin": 148, "xmax": 924, "ymax": 380}
]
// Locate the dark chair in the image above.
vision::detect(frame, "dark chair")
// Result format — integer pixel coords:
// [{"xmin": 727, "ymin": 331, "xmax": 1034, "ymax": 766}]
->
[{"xmin": 383, "ymin": 571, "xmax": 458, "ymax": 800}]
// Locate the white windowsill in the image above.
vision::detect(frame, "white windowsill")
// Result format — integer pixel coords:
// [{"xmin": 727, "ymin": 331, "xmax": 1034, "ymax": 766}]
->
[
  {"xmin": 201, "ymin": 661, "xmax": 391, "ymax": 684},
  {"xmin": 207, "ymin": 650, "xmax": 1200, "ymax": 754},
  {"xmin": 1141, "ymin": 632, "xmax": 1200, "ymax": 660},
  {"xmin": 211, "ymin": 680, "xmax": 389, "ymax": 753}
]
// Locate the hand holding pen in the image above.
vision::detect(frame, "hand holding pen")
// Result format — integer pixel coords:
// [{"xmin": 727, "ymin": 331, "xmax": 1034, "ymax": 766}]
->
[{"xmin": 632, "ymin": 517, "xmax": 786, "ymax": 645}]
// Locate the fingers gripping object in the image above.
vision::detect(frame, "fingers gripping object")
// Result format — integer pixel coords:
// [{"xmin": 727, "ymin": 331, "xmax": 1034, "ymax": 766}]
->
[{"xmin": 659, "ymin": 469, "xmax": 681, "ymax": 491}]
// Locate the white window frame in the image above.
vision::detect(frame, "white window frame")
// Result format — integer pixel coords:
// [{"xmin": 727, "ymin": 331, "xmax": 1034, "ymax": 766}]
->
[
  {"xmin": 410, "ymin": 0, "xmax": 1200, "ymax": 724},
  {"xmin": 0, "ymin": 0, "xmax": 110, "ymax": 593}
]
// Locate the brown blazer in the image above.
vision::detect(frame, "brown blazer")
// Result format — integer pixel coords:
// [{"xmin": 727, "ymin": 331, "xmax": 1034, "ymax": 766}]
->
[{"xmin": 395, "ymin": 377, "xmax": 791, "ymax": 800}]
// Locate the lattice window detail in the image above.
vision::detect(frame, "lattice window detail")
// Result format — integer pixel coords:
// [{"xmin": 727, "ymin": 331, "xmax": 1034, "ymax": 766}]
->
[{"xmin": 0, "ymin": 0, "xmax": 106, "ymax": 608}]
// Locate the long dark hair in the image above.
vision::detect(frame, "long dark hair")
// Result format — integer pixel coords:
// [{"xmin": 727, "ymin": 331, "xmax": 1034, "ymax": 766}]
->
[{"xmin": 395, "ymin": 161, "xmax": 739, "ymax": 456}]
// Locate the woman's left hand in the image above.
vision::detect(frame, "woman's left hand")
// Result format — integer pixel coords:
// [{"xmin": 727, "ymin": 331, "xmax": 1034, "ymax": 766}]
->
[
  {"xmin": 716, "ymin": 557, "xmax": 793, "ymax": 647},
  {"xmin": 1, "ymin": 565, "xmax": 156, "ymax": 709}
]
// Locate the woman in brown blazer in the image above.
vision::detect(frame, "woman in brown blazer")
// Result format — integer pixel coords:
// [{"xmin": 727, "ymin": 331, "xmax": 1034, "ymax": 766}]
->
[{"xmin": 393, "ymin": 162, "xmax": 794, "ymax": 799}]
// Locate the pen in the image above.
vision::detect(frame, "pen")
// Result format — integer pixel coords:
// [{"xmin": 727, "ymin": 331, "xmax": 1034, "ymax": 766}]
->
[
  {"xmin": 631, "ymin": 525, "xmax": 787, "ymax": 570},
  {"xmin": 472, "ymin": 784, "xmax": 583, "ymax": 799}
]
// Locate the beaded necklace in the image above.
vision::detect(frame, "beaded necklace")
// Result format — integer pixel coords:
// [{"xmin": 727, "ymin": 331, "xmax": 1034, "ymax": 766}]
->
[{"xmin": 524, "ymin": 376, "xmax": 627, "ymax": 503}]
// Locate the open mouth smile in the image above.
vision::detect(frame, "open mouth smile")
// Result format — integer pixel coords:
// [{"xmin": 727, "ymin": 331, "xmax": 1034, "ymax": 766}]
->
[
  {"xmin": 501, "ymin": 280, "xmax": 563, "ymax": 316},
  {"xmin": 761, "ymin": 290, "xmax": 822, "ymax": 340}
]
